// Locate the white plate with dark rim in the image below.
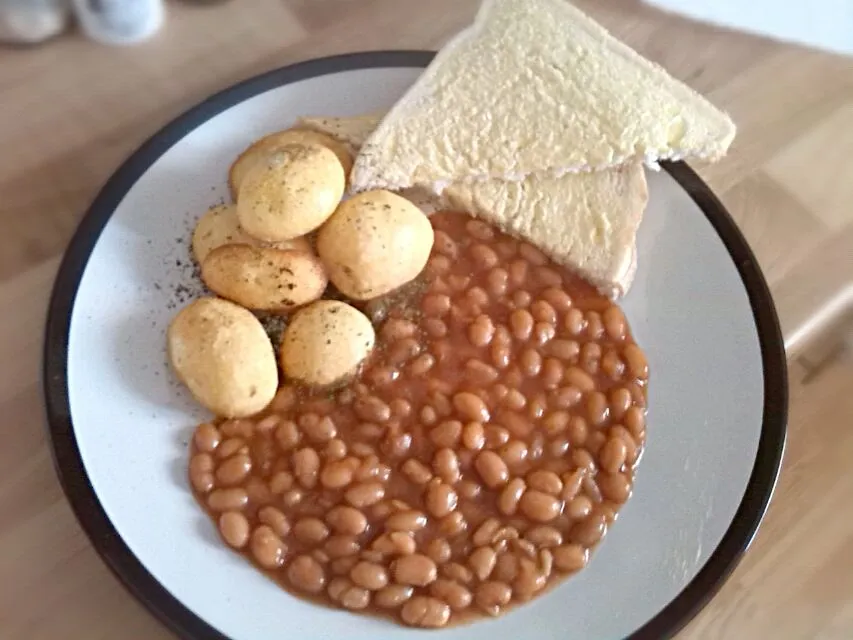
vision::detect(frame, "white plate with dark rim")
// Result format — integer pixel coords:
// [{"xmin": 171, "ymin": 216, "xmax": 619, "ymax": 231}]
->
[{"xmin": 43, "ymin": 51, "xmax": 787, "ymax": 640}]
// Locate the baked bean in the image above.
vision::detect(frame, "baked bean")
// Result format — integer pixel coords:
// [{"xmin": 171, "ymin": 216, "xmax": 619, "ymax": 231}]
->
[
  {"xmin": 349, "ymin": 561, "xmax": 389, "ymax": 591},
  {"xmin": 609, "ymin": 387, "xmax": 633, "ymax": 420},
  {"xmin": 624, "ymin": 406, "xmax": 647, "ymax": 438},
  {"xmin": 484, "ymin": 425, "xmax": 511, "ymax": 448},
  {"xmin": 331, "ymin": 556, "xmax": 359, "ymax": 577},
  {"xmin": 553, "ymin": 544, "xmax": 588, "ymax": 572},
  {"xmin": 189, "ymin": 453, "xmax": 215, "ymax": 494},
  {"xmin": 611, "ymin": 425, "xmax": 640, "ymax": 464},
  {"xmin": 220, "ymin": 419, "xmax": 253, "ymax": 439},
  {"xmin": 374, "ymin": 584, "xmax": 414, "ymax": 608},
  {"xmin": 255, "ymin": 415, "xmax": 280, "ymax": 435},
  {"xmin": 486, "ymin": 267, "xmax": 509, "ymax": 297},
  {"xmin": 571, "ymin": 513, "xmax": 608, "ymax": 547},
  {"xmin": 548, "ymin": 437, "xmax": 570, "ymax": 458},
  {"xmin": 433, "ymin": 448, "xmax": 461, "ymax": 484},
  {"xmin": 525, "ymin": 525, "xmax": 563, "ymax": 548},
  {"xmin": 344, "ymin": 482, "xmax": 386, "ymax": 508},
  {"xmin": 327, "ymin": 576, "xmax": 351, "ymax": 600},
  {"xmin": 387, "ymin": 399, "xmax": 412, "ymax": 420},
  {"xmin": 394, "ymin": 554, "xmax": 438, "ymax": 587},
  {"xmin": 468, "ymin": 314, "xmax": 496, "ymax": 347},
  {"xmin": 533, "ymin": 321, "xmax": 556, "ymax": 346},
  {"xmin": 469, "ymin": 546, "xmax": 497, "ymax": 580},
  {"xmin": 530, "ymin": 300, "xmax": 557, "ymax": 324},
  {"xmin": 467, "ymin": 241, "xmax": 499, "ymax": 269},
  {"xmin": 288, "ymin": 555, "xmax": 326, "ymax": 594},
  {"xmin": 514, "ymin": 559, "xmax": 547, "ymax": 601},
  {"xmin": 475, "ymin": 451, "xmax": 509, "ymax": 488},
  {"xmin": 565, "ymin": 417, "xmax": 587, "ymax": 448},
  {"xmin": 498, "ymin": 390, "xmax": 524, "ymax": 413},
  {"xmin": 429, "ymin": 391, "xmax": 452, "ymax": 417},
  {"xmin": 439, "ymin": 512, "xmax": 468, "ymax": 537},
  {"xmin": 601, "ymin": 350, "xmax": 625, "ymax": 380},
  {"xmin": 194, "ymin": 423, "xmax": 221, "ymax": 453},
  {"xmin": 520, "ymin": 348, "xmax": 542, "ymax": 376},
  {"xmin": 419, "ymin": 406, "xmax": 438, "ymax": 427},
  {"xmin": 430, "ymin": 420, "xmax": 462, "ymax": 448},
  {"xmin": 490, "ymin": 341, "xmax": 511, "ymax": 368},
  {"xmin": 551, "ymin": 385, "xmax": 582, "ymax": 410},
  {"xmin": 423, "ymin": 318, "xmax": 448, "ymax": 337},
  {"xmin": 572, "ymin": 448, "xmax": 596, "ymax": 474},
  {"xmin": 546, "ymin": 339, "xmax": 580, "ymax": 361},
  {"xmin": 472, "ymin": 517, "xmax": 501, "ymax": 546},
  {"xmin": 387, "ymin": 338, "xmax": 422, "ymax": 366},
  {"xmin": 422, "ymin": 293, "xmax": 451, "ymax": 316},
  {"xmin": 461, "ymin": 421, "xmax": 486, "ymax": 451},
  {"xmin": 320, "ymin": 458, "xmax": 357, "ymax": 489},
  {"xmin": 598, "ymin": 472, "xmax": 632, "ymax": 503},
  {"xmin": 380, "ymin": 317, "xmax": 417, "ymax": 342},
  {"xmin": 561, "ymin": 469, "xmax": 586, "ymax": 502},
  {"xmin": 217, "ymin": 437, "xmax": 247, "ymax": 459},
  {"xmin": 528, "ymin": 392, "xmax": 548, "ymax": 420},
  {"xmin": 541, "ymin": 358, "xmax": 564, "ymax": 389},
  {"xmin": 425, "ymin": 483, "xmax": 458, "ymax": 518},
  {"xmin": 509, "ymin": 309, "xmax": 534, "ymax": 341},
  {"xmin": 372, "ymin": 531, "xmax": 416, "ymax": 556},
  {"xmin": 258, "ymin": 506, "xmax": 290, "ymax": 538},
  {"xmin": 527, "ymin": 470, "xmax": 563, "ymax": 495},
  {"xmin": 292, "ymin": 447, "xmax": 320, "ymax": 488},
  {"xmin": 453, "ymin": 392, "xmax": 490, "ymax": 423},
  {"xmin": 466, "ymin": 219, "xmax": 495, "ymax": 240},
  {"xmin": 541, "ymin": 411, "xmax": 568, "ymax": 437},
  {"xmin": 494, "ymin": 477, "xmax": 525, "ymax": 515},
  {"xmin": 567, "ymin": 495, "xmax": 593, "ymax": 520},
  {"xmin": 326, "ymin": 506, "xmax": 368, "ymax": 536},
  {"xmin": 540, "ymin": 287, "xmax": 572, "ymax": 311},
  {"xmin": 623, "ymin": 344, "xmax": 649, "ymax": 379},
  {"xmin": 586, "ymin": 391, "xmax": 610, "ymax": 426},
  {"xmin": 381, "ymin": 432, "xmax": 413, "ymax": 458},
  {"xmin": 476, "ymin": 581, "xmax": 512, "ymax": 616},
  {"xmin": 519, "ymin": 490, "xmax": 563, "ymax": 522},
  {"xmin": 400, "ymin": 459, "xmax": 433, "ymax": 485},
  {"xmin": 408, "ymin": 353, "xmax": 435, "ymax": 376},
  {"xmin": 535, "ymin": 267, "xmax": 562, "ymax": 287},
  {"xmin": 564, "ymin": 367, "xmax": 595, "ymax": 392},
  {"xmin": 250, "ymin": 525, "xmax": 287, "ymax": 569},
  {"xmin": 207, "ymin": 488, "xmax": 248, "ymax": 512},
  {"xmin": 602, "ymin": 305, "xmax": 627, "ymax": 341},
  {"xmin": 430, "ymin": 580, "xmax": 472, "ymax": 611},
  {"xmin": 218, "ymin": 512, "xmax": 250, "ymax": 548},
  {"xmin": 433, "ymin": 229, "xmax": 458, "ymax": 258},
  {"xmin": 500, "ymin": 440, "xmax": 528, "ymax": 468},
  {"xmin": 583, "ymin": 475, "xmax": 603, "ymax": 503},
  {"xmin": 464, "ymin": 360, "xmax": 500, "ymax": 386},
  {"xmin": 304, "ymin": 416, "xmax": 336, "ymax": 443},
  {"xmin": 353, "ymin": 396, "xmax": 391, "ymax": 423},
  {"xmin": 340, "ymin": 584, "xmax": 371, "ymax": 610},
  {"xmin": 386, "ymin": 510, "xmax": 428, "ymax": 533},
  {"xmin": 281, "ymin": 488, "xmax": 304, "ymax": 508},
  {"xmin": 600, "ymin": 437, "xmax": 628, "ymax": 473},
  {"xmin": 293, "ymin": 517, "xmax": 330, "ymax": 544},
  {"xmin": 325, "ymin": 439, "xmax": 348, "ymax": 460},
  {"xmin": 401, "ymin": 596, "xmax": 451, "ymax": 628},
  {"xmin": 586, "ymin": 311, "xmax": 604, "ymax": 340},
  {"xmin": 425, "ymin": 538, "xmax": 452, "ymax": 564},
  {"xmin": 509, "ymin": 259, "xmax": 529, "ymax": 286},
  {"xmin": 564, "ymin": 308, "xmax": 586, "ymax": 335}
]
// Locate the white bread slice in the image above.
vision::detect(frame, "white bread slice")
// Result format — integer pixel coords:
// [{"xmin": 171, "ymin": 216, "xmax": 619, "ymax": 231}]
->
[
  {"xmin": 349, "ymin": 0, "xmax": 735, "ymax": 193},
  {"xmin": 299, "ymin": 114, "xmax": 646, "ymax": 298}
]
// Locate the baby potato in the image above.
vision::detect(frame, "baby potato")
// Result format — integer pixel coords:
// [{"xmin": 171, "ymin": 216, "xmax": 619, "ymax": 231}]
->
[
  {"xmin": 280, "ymin": 300, "xmax": 375, "ymax": 387},
  {"xmin": 201, "ymin": 244, "xmax": 327, "ymax": 312},
  {"xmin": 191, "ymin": 204, "xmax": 312, "ymax": 264},
  {"xmin": 316, "ymin": 189, "xmax": 434, "ymax": 300},
  {"xmin": 167, "ymin": 297, "xmax": 278, "ymax": 418},
  {"xmin": 229, "ymin": 130, "xmax": 352, "ymax": 200},
  {"xmin": 237, "ymin": 143, "xmax": 345, "ymax": 242}
]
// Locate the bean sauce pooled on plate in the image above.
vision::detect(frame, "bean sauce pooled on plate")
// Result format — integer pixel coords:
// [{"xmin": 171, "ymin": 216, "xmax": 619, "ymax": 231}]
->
[{"xmin": 188, "ymin": 212, "xmax": 649, "ymax": 629}]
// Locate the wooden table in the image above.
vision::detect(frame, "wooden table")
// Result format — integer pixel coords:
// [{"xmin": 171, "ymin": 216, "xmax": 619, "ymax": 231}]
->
[{"xmin": 1, "ymin": 1, "xmax": 852, "ymax": 638}]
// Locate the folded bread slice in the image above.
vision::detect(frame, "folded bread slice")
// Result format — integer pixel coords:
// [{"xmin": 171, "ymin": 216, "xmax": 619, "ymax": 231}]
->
[
  {"xmin": 349, "ymin": 0, "xmax": 735, "ymax": 193},
  {"xmin": 298, "ymin": 114, "xmax": 647, "ymax": 299}
]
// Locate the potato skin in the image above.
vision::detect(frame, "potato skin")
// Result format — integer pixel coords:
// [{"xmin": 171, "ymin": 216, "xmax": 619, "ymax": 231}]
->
[
  {"xmin": 228, "ymin": 129, "xmax": 353, "ymax": 200},
  {"xmin": 200, "ymin": 245, "xmax": 327, "ymax": 312},
  {"xmin": 191, "ymin": 204, "xmax": 312, "ymax": 264},
  {"xmin": 280, "ymin": 300, "xmax": 375, "ymax": 387},
  {"xmin": 236, "ymin": 143, "xmax": 345, "ymax": 242},
  {"xmin": 167, "ymin": 297, "xmax": 278, "ymax": 418},
  {"xmin": 316, "ymin": 189, "xmax": 434, "ymax": 300}
]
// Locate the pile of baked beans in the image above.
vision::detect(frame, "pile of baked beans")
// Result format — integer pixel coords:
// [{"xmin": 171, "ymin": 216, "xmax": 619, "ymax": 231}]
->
[{"xmin": 188, "ymin": 212, "xmax": 648, "ymax": 628}]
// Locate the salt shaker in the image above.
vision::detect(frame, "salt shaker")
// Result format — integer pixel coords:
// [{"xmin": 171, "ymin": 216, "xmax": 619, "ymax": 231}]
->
[
  {"xmin": 0, "ymin": 0, "xmax": 70, "ymax": 45},
  {"xmin": 71, "ymin": 0, "xmax": 164, "ymax": 45}
]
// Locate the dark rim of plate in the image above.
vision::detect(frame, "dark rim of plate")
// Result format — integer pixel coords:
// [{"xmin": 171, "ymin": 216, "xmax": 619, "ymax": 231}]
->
[{"xmin": 42, "ymin": 50, "xmax": 788, "ymax": 640}]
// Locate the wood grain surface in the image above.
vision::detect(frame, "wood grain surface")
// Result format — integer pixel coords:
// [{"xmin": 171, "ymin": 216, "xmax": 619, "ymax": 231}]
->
[{"xmin": 0, "ymin": 1, "xmax": 851, "ymax": 638}]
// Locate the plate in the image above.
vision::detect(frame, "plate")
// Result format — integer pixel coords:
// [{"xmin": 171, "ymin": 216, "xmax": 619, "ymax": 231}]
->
[{"xmin": 43, "ymin": 51, "xmax": 787, "ymax": 640}]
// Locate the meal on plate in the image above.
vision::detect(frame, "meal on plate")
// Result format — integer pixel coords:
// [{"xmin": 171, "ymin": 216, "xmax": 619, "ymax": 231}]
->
[{"xmin": 169, "ymin": 0, "xmax": 734, "ymax": 629}]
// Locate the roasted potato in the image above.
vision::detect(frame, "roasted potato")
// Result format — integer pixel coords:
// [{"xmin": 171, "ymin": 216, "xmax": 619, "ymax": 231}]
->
[
  {"xmin": 167, "ymin": 297, "xmax": 278, "ymax": 418},
  {"xmin": 316, "ymin": 189, "xmax": 434, "ymax": 300},
  {"xmin": 191, "ymin": 204, "xmax": 312, "ymax": 264},
  {"xmin": 229, "ymin": 129, "xmax": 353, "ymax": 200},
  {"xmin": 280, "ymin": 300, "xmax": 375, "ymax": 387},
  {"xmin": 200, "ymin": 244, "xmax": 327, "ymax": 312},
  {"xmin": 237, "ymin": 143, "xmax": 345, "ymax": 243}
]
